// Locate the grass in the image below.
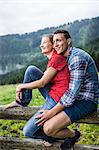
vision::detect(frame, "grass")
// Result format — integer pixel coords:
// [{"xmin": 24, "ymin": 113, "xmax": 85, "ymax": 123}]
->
[
  {"xmin": 0, "ymin": 84, "xmax": 99, "ymax": 145},
  {"xmin": 0, "ymin": 84, "xmax": 44, "ymax": 106}
]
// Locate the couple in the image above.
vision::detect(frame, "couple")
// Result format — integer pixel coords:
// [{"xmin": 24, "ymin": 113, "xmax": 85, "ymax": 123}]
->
[{"xmin": 5, "ymin": 30, "xmax": 98, "ymax": 149}]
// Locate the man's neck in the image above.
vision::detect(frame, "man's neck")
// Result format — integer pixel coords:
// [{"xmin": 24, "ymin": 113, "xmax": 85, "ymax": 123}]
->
[{"xmin": 64, "ymin": 47, "xmax": 71, "ymax": 57}]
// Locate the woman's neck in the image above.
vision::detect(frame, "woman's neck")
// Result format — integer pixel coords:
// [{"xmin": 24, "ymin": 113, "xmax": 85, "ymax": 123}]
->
[{"xmin": 46, "ymin": 49, "xmax": 54, "ymax": 59}]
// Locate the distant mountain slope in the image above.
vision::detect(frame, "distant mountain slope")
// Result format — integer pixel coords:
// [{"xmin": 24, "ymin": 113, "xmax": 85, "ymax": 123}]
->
[{"xmin": 0, "ymin": 16, "xmax": 99, "ymax": 75}]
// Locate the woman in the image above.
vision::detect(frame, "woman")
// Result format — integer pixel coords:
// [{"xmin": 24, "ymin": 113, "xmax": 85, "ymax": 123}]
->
[{"xmin": 5, "ymin": 34, "xmax": 70, "ymax": 146}]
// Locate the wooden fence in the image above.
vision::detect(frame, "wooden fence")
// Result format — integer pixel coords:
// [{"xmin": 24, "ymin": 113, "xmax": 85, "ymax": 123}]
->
[{"xmin": 0, "ymin": 106, "xmax": 99, "ymax": 150}]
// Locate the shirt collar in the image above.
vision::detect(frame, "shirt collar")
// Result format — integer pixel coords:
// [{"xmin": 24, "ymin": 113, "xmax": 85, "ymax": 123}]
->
[{"xmin": 66, "ymin": 47, "xmax": 72, "ymax": 62}]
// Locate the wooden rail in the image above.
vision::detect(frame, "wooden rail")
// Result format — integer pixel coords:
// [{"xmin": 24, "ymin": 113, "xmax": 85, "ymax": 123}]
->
[
  {"xmin": 0, "ymin": 106, "xmax": 99, "ymax": 123},
  {"xmin": 0, "ymin": 106, "xmax": 99, "ymax": 150}
]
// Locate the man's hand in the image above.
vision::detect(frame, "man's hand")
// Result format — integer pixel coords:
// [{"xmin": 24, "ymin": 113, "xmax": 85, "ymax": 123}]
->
[
  {"xmin": 35, "ymin": 103, "xmax": 65, "ymax": 126},
  {"xmin": 35, "ymin": 110, "xmax": 53, "ymax": 126}
]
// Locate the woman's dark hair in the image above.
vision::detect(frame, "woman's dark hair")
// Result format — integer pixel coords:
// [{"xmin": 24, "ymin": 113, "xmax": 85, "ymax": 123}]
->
[{"xmin": 53, "ymin": 30, "xmax": 71, "ymax": 40}]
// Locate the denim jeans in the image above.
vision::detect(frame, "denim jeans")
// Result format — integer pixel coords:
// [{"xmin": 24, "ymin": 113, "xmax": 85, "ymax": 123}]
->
[
  {"xmin": 20, "ymin": 65, "xmax": 57, "ymax": 140},
  {"xmin": 23, "ymin": 95, "xmax": 57, "ymax": 140},
  {"xmin": 18, "ymin": 65, "xmax": 51, "ymax": 106}
]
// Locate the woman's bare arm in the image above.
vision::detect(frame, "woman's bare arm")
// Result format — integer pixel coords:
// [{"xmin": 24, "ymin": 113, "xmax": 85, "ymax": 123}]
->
[{"xmin": 16, "ymin": 67, "xmax": 57, "ymax": 92}]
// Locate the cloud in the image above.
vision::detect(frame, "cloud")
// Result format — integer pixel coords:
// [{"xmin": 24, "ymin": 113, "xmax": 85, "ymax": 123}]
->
[{"xmin": 0, "ymin": 0, "xmax": 99, "ymax": 35}]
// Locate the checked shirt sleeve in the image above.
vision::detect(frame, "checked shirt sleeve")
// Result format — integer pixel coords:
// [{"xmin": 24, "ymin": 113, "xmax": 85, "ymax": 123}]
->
[{"xmin": 60, "ymin": 56, "xmax": 88, "ymax": 107}]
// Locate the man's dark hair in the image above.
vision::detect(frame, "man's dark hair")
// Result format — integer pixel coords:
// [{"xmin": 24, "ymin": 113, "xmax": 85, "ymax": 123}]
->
[{"xmin": 53, "ymin": 29, "xmax": 71, "ymax": 40}]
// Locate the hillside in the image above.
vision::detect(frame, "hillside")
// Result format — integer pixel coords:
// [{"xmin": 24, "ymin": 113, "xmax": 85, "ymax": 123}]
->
[{"xmin": 0, "ymin": 17, "xmax": 99, "ymax": 77}]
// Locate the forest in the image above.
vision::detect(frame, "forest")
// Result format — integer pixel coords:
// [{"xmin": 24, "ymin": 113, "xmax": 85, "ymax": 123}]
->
[{"xmin": 0, "ymin": 16, "xmax": 99, "ymax": 84}]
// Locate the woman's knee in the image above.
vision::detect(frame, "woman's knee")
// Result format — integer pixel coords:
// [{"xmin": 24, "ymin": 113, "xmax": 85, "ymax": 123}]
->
[
  {"xmin": 25, "ymin": 65, "xmax": 43, "ymax": 80},
  {"xmin": 23, "ymin": 124, "xmax": 33, "ymax": 137},
  {"xmin": 25, "ymin": 65, "xmax": 37, "ymax": 74},
  {"xmin": 23, "ymin": 120, "xmax": 38, "ymax": 138},
  {"xmin": 23, "ymin": 125, "xmax": 30, "ymax": 137}
]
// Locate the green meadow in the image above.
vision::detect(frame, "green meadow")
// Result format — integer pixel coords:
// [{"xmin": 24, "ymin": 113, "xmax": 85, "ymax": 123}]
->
[{"xmin": 0, "ymin": 84, "xmax": 99, "ymax": 145}]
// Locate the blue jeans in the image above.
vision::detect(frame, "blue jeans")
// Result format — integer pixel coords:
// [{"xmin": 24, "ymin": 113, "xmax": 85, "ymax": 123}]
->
[
  {"xmin": 19, "ymin": 65, "xmax": 57, "ymax": 140},
  {"xmin": 23, "ymin": 95, "xmax": 57, "ymax": 140},
  {"xmin": 17, "ymin": 65, "xmax": 51, "ymax": 106}
]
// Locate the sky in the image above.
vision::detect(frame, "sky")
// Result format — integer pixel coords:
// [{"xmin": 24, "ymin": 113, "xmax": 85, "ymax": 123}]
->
[{"xmin": 0, "ymin": 0, "xmax": 99, "ymax": 36}]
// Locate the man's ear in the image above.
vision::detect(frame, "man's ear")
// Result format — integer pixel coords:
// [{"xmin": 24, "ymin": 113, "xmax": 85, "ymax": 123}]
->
[{"xmin": 67, "ymin": 38, "xmax": 72, "ymax": 45}]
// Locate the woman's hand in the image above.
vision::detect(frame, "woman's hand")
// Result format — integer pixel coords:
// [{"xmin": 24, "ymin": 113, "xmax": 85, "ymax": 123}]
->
[
  {"xmin": 16, "ymin": 84, "xmax": 23, "ymax": 93},
  {"xmin": 16, "ymin": 91, "xmax": 22, "ymax": 102},
  {"xmin": 35, "ymin": 110, "xmax": 54, "ymax": 126},
  {"xmin": 16, "ymin": 84, "xmax": 24, "ymax": 102}
]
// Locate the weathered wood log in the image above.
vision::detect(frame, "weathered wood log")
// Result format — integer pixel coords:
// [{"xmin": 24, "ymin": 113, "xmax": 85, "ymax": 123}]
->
[
  {"xmin": 0, "ymin": 137, "xmax": 62, "ymax": 150},
  {"xmin": 0, "ymin": 137, "xmax": 60, "ymax": 150},
  {"xmin": 0, "ymin": 106, "xmax": 99, "ymax": 124},
  {"xmin": 0, "ymin": 137, "xmax": 99, "ymax": 150},
  {"xmin": 0, "ymin": 106, "xmax": 39, "ymax": 120},
  {"xmin": 0, "ymin": 106, "xmax": 99, "ymax": 150}
]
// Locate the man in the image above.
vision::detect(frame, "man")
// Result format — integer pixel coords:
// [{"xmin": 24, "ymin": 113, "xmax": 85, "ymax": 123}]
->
[{"xmin": 35, "ymin": 30, "xmax": 98, "ymax": 149}]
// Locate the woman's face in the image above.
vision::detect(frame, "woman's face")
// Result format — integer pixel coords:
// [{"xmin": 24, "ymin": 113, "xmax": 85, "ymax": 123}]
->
[{"xmin": 40, "ymin": 37, "xmax": 53, "ymax": 54}]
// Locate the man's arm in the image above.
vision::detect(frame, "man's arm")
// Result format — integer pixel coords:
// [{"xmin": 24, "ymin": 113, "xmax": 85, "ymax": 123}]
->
[
  {"xmin": 60, "ymin": 56, "xmax": 88, "ymax": 107},
  {"xmin": 35, "ymin": 56, "xmax": 88, "ymax": 126}
]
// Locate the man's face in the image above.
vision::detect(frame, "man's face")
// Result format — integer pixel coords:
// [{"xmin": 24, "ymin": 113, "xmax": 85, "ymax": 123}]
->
[{"xmin": 53, "ymin": 33, "xmax": 68, "ymax": 54}]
